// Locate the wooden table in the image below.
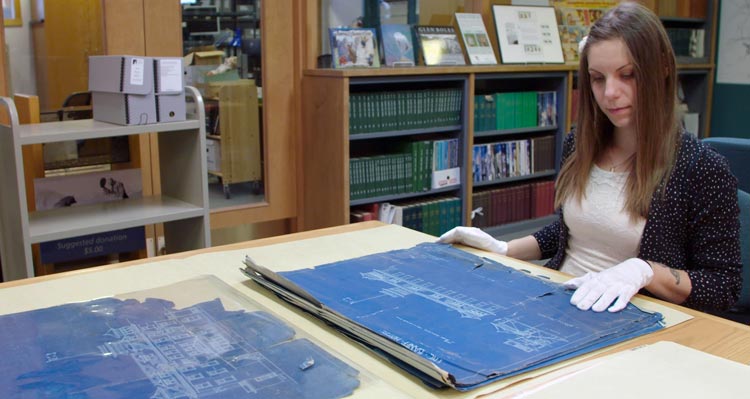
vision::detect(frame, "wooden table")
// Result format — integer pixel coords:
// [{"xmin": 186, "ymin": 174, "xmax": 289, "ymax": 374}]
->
[{"xmin": 2, "ymin": 221, "xmax": 749, "ymax": 398}]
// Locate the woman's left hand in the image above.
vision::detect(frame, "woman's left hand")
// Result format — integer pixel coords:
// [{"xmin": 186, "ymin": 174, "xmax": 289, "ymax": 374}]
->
[{"xmin": 563, "ymin": 258, "xmax": 654, "ymax": 312}]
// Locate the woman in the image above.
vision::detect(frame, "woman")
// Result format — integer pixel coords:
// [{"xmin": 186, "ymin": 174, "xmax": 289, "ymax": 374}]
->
[{"xmin": 440, "ymin": 2, "xmax": 741, "ymax": 313}]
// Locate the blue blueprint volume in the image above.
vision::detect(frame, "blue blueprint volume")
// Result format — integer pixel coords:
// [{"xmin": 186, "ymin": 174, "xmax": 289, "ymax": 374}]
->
[
  {"xmin": 281, "ymin": 243, "xmax": 664, "ymax": 390},
  {"xmin": 0, "ymin": 297, "xmax": 359, "ymax": 398}
]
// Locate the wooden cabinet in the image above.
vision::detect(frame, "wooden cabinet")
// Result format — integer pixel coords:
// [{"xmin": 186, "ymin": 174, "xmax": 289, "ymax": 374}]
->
[
  {"xmin": 31, "ymin": 0, "xmax": 104, "ymax": 112},
  {"xmin": 205, "ymin": 80, "xmax": 262, "ymax": 199},
  {"xmin": 0, "ymin": 87, "xmax": 211, "ymax": 281}
]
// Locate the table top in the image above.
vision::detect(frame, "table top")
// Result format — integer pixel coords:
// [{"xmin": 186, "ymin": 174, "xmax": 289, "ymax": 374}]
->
[{"xmin": 2, "ymin": 221, "xmax": 749, "ymax": 398}]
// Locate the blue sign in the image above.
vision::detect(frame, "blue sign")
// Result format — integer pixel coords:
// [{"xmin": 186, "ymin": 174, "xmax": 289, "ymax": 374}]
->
[{"xmin": 40, "ymin": 227, "xmax": 146, "ymax": 264}]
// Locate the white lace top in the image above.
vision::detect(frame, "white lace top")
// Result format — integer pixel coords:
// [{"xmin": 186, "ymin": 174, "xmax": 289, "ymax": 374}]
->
[{"xmin": 560, "ymin": 165, "xmax": 646, "ymax": 276}]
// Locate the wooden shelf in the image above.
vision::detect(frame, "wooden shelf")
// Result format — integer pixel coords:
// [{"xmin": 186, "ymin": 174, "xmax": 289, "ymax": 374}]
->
[
  {"xmin": 474, "ymin": 125, "xmax": 558, "ymax": 139},
  {"xmin": 350, "ymin": 125, "xmax": 461, "ymax": 141},
  {"xmin": 350, "ymin": 186, "xmax": 462, "ymax": 207},
  {"xmin": 473, "ymin": 171, "xmax": 557, "ymax": 188},
  {"xmin": 304, "ymin": 64, "xmax": 578, "ymax": 78}
]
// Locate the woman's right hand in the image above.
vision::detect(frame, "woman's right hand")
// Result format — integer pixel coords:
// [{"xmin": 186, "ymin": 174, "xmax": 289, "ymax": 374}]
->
[{"xmin": 437, "ymin": 227, "xmax": 508, "ymax": 255}]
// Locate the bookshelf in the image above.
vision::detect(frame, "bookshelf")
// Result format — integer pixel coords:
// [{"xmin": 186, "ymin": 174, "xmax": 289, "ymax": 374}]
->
[
  {"xmin": 0, "ymin": 87, "xmax": 211, "ymax": 281},
  {"xmin": 300, "ymin": 66, "xmax": 575, "ymax": 235},
  {"xmin": 302, "ymin": 72, "xmax": 469, "ymax": 236},
  {"xmin": 470, "ymin": 72, "xmax": 567, "ymax": 232},
  {"xmin": 655, "ymin": 0, "xmax": 715, "ymax": 64},
  {"xmin": 297, "ymin": 0, "xmax": 719, "ymax": 236},
  {"xmin": 655, "ymin": 0, "xmax": 717, "ymax": 137}
]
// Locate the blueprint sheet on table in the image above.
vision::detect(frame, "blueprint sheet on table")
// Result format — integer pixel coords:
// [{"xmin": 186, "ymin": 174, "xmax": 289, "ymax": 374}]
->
[
  {"xmin": 281, "ymin": 243, "xmax": 664, "ymax": 390},
  {"xmin": 0, "ymin": 296, "xmax": 359, "ymax": 399}
]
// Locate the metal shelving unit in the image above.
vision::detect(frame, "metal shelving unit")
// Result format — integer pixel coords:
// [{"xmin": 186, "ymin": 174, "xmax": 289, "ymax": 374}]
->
[{"xmin": 0, "ymin": 87, "xmax": 211, "ymax": 280}]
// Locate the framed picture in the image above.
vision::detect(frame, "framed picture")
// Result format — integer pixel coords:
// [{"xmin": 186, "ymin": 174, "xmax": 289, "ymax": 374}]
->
[
  {"xmin": 492, "ymin": 5, "xmax": 564, "ymax": 64},
  {"xmin": 3, "ymin": 0, "xmax": 21, "ymax": 27}
]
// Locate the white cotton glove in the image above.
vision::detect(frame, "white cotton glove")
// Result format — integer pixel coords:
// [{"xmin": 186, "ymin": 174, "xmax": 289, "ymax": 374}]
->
[
  {"xmin": 437, "ymin": 227, "xmax": 508, "ymax": 255},
  {"xmin": 563, "ymin": 258, "xmax": 654, "ymax": 313}
]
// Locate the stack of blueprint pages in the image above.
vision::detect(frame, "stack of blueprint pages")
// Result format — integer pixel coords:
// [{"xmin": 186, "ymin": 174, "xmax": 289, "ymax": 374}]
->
[{"xmin": 242, "ymin": 242, "xmax": 664, "ymax": 391}]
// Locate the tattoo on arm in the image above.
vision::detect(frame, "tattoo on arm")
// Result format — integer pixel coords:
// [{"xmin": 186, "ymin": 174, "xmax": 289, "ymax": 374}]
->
[
  {"xmin": 668, "ymin": 268, "xmax": 681, "ymax": 285},
  {"xmin": 654, "ymin": 262, "xmax": 681, "ymax": 285}
]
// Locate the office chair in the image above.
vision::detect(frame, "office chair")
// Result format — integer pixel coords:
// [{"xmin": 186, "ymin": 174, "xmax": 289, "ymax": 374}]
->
[
  {"xmin": 738, "ymin": 189, "xmax": 750, "ymax": 310},
  {"xmin": 704, "ymin": 137, "xmax": 750, "ymax": 313},
  {"xmin": 702, "ymin": 137, "xmax": 750, "ymax": 193},
  {"xmin": 57, "ymin": 91, "xmax": 92, "ymax": 121}
]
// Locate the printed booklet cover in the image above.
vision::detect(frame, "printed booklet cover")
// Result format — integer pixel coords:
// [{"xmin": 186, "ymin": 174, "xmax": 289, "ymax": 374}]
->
[
  {"xmin": 455, "ymin": 13, "xmax": 498, "ymax": 65},
  {"xmin": 415, "ymin": 25, "xmax": 466, "ymax": 66},
  {"xmin": 330, "ymin": 27, "xmax": 381, "ymax": 68}
]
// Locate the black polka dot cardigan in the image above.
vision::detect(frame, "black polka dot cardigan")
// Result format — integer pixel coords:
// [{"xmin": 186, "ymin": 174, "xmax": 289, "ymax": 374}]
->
[{"xmin": 532, "ymin": 131, "xmax": 742, "ymax": 311}]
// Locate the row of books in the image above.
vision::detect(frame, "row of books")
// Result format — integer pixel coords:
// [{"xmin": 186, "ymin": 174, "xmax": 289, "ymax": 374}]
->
[
  {"xmin": 472, "ymin": 181, "xmax": 556, "ymax": 229},
  {"xmin": 349, "ymin": 88, "xmax": 462, "ymax": 134},
  {"xmin": 350, "ymin": 139, "xmax": 460, "ymax": 200},
  {"xmin": 474, "ymin": 91, "xmax": 557, "ymax": 132},
  {"xmin": 472, "ymin": 136, "xmax": 556, "ymax": 183},
  {"xmin": 350, "ymin": 196, "xmax": 461, "ymax": 237},
  {"xmin": 666, "ymin": 28, "xmax": 705, "ymax": 59},
  {"xmin": 204, "ymin": 100, "xmax": 220, "ymax": 135}
]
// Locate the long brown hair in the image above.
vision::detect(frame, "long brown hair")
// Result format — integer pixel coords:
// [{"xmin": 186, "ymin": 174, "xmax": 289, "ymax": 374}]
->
[{"xmin": 555, "ymin": 1, "xmax": 681, "ymax": 219}]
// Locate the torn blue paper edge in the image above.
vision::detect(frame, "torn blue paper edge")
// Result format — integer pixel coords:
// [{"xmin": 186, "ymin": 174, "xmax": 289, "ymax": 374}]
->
[{"xmin": 279, "ymin": 242, "xmax": 663, "ymax": 391}]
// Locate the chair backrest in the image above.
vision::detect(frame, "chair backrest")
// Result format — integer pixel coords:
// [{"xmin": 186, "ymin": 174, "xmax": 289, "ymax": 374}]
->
[
  {"xmin": 703, "ymin": 137, "xmax": 750, "ymax": 309},
  {"xmin": 62, "ymin": 91, "xmax": 92, "ymax": 107},
  {"xmin": 703, "ymin": 137, "xmax": 750, "ymax": 193},
  {"xmin": 58, "ymin": 91, "xmax": 92, "ymax": 121},
  {"xmin": 737, "ymin": 189, "xmax": 750, "ymax": 309}
]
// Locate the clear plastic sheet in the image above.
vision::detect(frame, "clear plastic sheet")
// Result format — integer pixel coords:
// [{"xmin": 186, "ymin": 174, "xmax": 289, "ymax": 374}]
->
[{"xmin": 0, "ymin": 275, "xmax": 362, "ymax": 399}]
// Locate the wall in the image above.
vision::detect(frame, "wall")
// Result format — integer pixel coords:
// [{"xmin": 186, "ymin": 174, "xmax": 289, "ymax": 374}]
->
[
  {"xmin": 320, "ymin": 0, "xmax": 363, "ymax": 54},
  {"xmin": 4, "ymin": 0, "xmax": 36, "ymax": 95},
  {"xmin": 710, "ymin": 0, "xmax": 749, "ymax": 139},
  {"xmin": 711, "ymin": 85, "xmax": 749, "ymax": 139}
]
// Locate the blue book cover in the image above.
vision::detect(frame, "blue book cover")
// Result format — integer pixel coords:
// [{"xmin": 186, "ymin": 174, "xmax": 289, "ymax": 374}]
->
[
  {"xmin": 280, "ymin": 243, "xmax": 664, "ymax": 390},
  {"xmin": 380, "ymin": 24, "xmax": 415, "ymax": 67}
]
